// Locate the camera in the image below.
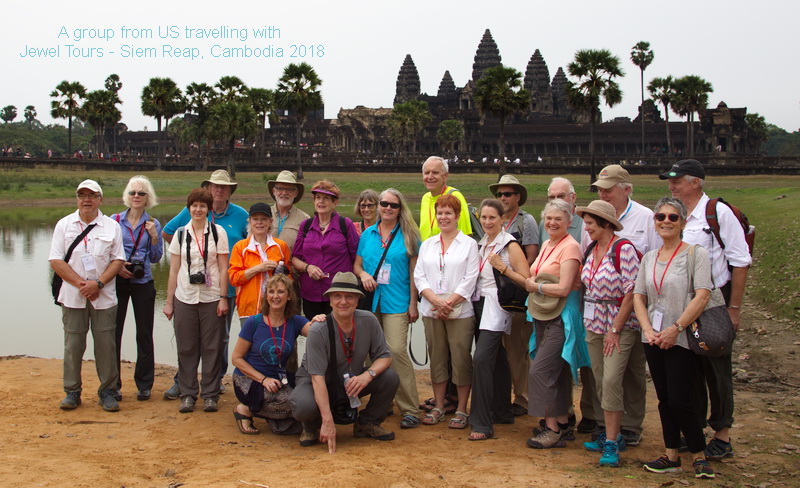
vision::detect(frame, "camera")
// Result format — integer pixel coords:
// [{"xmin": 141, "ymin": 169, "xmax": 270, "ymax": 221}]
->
[
  {"xmin": 189, "ymin": 272, "xmax": 206, "ymax": 284},
  {"xmin": 126, "ymin": 260, "xmax": 145, "ymax": 279}
]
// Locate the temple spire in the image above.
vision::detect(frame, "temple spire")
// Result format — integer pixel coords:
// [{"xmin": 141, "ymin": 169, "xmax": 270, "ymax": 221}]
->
[
  {"xmin": 437, "ymin": 70, "xmax": 456, "ymax": 98},
  {"xmin": 471, "ymin": 29, "xmax": 502, "ymax": 82},
  {"xmin": 394, "ymin": 54, "xmax": 421, "ymax": 105},
  {"xmin": 524, "ymin": 49, "xmax": 553, "ymax": 116}
]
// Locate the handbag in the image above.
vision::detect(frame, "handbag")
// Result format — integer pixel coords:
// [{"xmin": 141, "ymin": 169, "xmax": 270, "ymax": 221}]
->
[
  {"xmin": 357, "ymin": 224, "xmax": 398, "ymax": 311},
  {"xmin": 51, "ymin": 223, "xmax": 97, "ymax": 305},
  {"xmin": 324, "ymin": 315, "xmax": 358, "ymax": 424},
  {"xmin": 490, "ymin": 239, "xmax": 527, "ymax": 313},
  {"xmin": 685, "ymin": 245, "xmax": 736, "ymax": 357}
]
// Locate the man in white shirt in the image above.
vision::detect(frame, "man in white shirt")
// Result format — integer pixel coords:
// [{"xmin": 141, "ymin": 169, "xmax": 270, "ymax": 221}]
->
[
  {"xmin": 660, "ymin": 159, "xmax": 751, "ymax": 461},
  {"xmin": 49, "ymin": 180, "xmax": 125, "ymax": 412}
]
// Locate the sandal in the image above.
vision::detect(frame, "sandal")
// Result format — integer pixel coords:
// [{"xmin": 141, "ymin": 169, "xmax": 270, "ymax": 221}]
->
[
  {"xmin": 419, "ymin": 396, "xmax": 457, "ymax": 414},
  {"xmin": 468, "ymin": 431, "xmax": 492, "ymax": 441},
  {"xmin": 233, "ymin": 407, "xmax": 260, "ymax": 435},
  {"xmin": 401, "ymin": 414, "xmax": 421, "ymax": 429},
  {"xmin": 422, "ymin": 407, "xmax": 446, "ymax": 425},
  {"xmin": 448, "ymin": 411, "xmax": 469, "ymax": 430}
]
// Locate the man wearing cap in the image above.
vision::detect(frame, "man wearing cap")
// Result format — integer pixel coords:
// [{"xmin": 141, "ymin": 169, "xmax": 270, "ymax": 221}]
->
[
  {"xmin": 488, "ymin": 174, "xmax": 540, "ymax": 416},
  {"xmin": 660, "ymin": 159, "xmax": 751, "ymax": 461},
  {"xmin": 589, "ymin": 164, "xmax": 659, "ymax": 447},
  {"xmin": 267, "ymin": 170, "xmax": 309, "ymax": 251},
  {"xmin": 49, "ymin": 180, "xmax": 126, "ymax": 412},
  {"xmin": 420, "ymin": 156, "xmax": 472, "ymax": 240},
  {"xmin": 161, "ymin": 170, "xmax": 249, "ymax": 399},
  {"xmin": 290, "ymin": 272, "xmax": 399, "ymax": 453}
]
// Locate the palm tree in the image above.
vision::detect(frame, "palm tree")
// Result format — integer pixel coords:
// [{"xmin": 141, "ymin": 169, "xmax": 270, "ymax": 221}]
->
[
  {"xmin": 81, "ymin": 89, "xmax": 121, "ymax": 156},
  {"xmin": 216, "ymin": 76, "xmax": 247, "ymax": 102},
  {"xmin": 474, "ymin": 64, "xmax": 530, "ymax": 177},
  {"xmin": 104, "ymin": 74, "xmax": 123, "ymax": 153},
  {"xmin": 23, "ymin": 106, "xmax": 37, "ymax": 127},
  {"xmin": 185, "ymin": 82, "xmax": 216, "ymax": 170},
  {"xmin": 0, "ymin": 105, "xmax": 17, "ymax": 124},
  {"xmin": 437, "ymin": 119, "xmax": 465, "ymax": 158},
  {"xmin": 673, "ymin": 75, "xmax": 713, "ymax": 156},
  {"xmin": 648, "ymin": 76, "xmax": 675, "ymax": 154},
  {"xmin": 630, "ymin": 41, "xmax": 654, "ymax": 155},
  {"xmin": 745, "ymin": 113, "xmax": 768, "ymax": 154},
  {"xmin": 50, "ymin": 80, "xmax": 87, "ymax": 154},
  {"xmin": 247, "ymin": 87, "xmax": 275, "ymax": 160},
  {"xmin": 141, "ymin": 77, "xmax": 183, "ymax": 169},
  {"xmin": 566, "ymin": 49, "xmax": 624, "ymax": 187},
  {"xmin": 275, "ymin": 62, "xmax": 323, "ymax": 180},
  {"xmin": 207, "ymin": 100, "xmax": 259, "ymax": 177},
  {"xmin": 386, "ymin": 100, "xmax": 432, "ymax": 163}
]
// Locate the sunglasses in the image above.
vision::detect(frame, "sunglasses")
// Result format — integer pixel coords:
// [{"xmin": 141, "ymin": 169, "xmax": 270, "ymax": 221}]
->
[
  {"xmin": 496, "ymin": 191, "xmax": 519, "ymax": 198},
  {"xmin": 359, "ymin": 203, "xmax": 376, "ymax": 209},
  {"xmin": 654, "ymin": 213, "xmax": 680, "ymax": 222},
  {"xmin": 127, "ymin": 191, "xmax": 147, "ymax": 197},
  {"xmin": 379, "ymin": 201, "xmax": 401, "ymax": 209},
  {"xmin": 343, "ymin": 337, "xmax": 354, "ymax": 359}
]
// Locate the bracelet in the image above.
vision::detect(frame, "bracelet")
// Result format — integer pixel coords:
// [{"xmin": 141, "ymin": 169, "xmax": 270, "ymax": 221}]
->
[
  {"xmin": 503, "ymin": 266, "xmax": 509, "ymax": 275},
  {"xmin": 260, "ymin": 376, "xmax": 267, "ymax": 385},
  {"xmin": 219, "ymin": 295, "xmax": 226, "ymax": 299},
  {"xmin": 538, "ymin": 282, "xmax": 544, "ymax": 294},
  {"xmin": 728, "ymin": 305, "xmax": 741, "ymax": 309}
]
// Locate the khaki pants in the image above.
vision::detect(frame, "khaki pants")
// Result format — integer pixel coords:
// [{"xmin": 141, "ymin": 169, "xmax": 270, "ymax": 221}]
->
[
  {"xmin": 377, "ymin": 312, "xmax": 420, "ymax": 418},
  {"xmin": 62, "ymin": 303, "xmax": 119, "ymax": 396},
  {"xmin": 503, "ymin": 312, "xmax": 532, "ymax": 408}
]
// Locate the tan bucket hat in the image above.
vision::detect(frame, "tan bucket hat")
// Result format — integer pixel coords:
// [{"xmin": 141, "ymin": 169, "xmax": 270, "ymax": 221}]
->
[
  {"xmin": 528, "ymin": 273, "xmax": 567, "ymax": 321},
  {"xmin": 323, "ymin": 272, "xmax": 365, "ymax": 298},
  {"xmin": 267, "ymin": 170, "xmax": 305, "ymax": 204},
  {"xmin": 488, "ymin": 174, "xmax": 527, "ymax": 206},
  {"xmin": 575, "ymin": 200, "xmax": 624, "ymax": 231},
  {"xmin": 201, "ymin": 170, "xmax": 238, "ymax": 194}
]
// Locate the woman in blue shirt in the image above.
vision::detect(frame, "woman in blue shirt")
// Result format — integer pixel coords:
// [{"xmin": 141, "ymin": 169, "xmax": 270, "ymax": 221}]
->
[{"xmin": 354, "ymin": 188, "xmax": 422, "ymax": 429}]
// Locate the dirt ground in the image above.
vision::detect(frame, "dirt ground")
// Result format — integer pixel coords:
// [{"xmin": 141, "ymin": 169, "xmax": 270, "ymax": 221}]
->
[{"xmin": 1, "ymin": 304, "xmax": 798, "ymax": 488}]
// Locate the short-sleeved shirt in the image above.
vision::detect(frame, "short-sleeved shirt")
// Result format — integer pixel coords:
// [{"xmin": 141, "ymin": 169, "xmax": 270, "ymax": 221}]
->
[
  {"xmin": 530, "ymin": 234, "xmax": 582, "ymax": 290},
  {"xmin": 581, "ymin": 238, "xmax": 640, "ymax": 333},
  {"xmin": 357, "ymin": 223, "xmax": 419, "ymax": 314},
  {"xmin": 270, "ymin": 204, "xmax": 310, "ymax": 251},
  {"xmin": 419, "ymin": 186, "xmax": 472, "ymax": 240},
  {"xmin": 168, "ymin": 221, "xmax": 229, "ymax": 305},
  {"xmin": 505, "ymin": 210, "xmax": 540, "ymax": 248},
  {"xmin": 233, "ymin": 314, "xmax": 309, "ymax": 379}
]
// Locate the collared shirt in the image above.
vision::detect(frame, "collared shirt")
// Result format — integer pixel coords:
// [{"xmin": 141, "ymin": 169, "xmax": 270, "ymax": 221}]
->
[
  {"xmin": 112, "ymin": 209, "xmax": 164, "ymax": 284},
  {"xmin": 683, "ymin": 193, "xmax": 752, "ymax": 287},
  {"xmin": 229, "ymin": 235, "xmax": 291, "ymax": 318},
  {"xmin": 270, "ymin": 204, "xmax": 310, "ymax": 251},
  {"xmin": 476, "ymin": 230, "xmax": 516, "ymax": 333},
  {"xmin": 49, "ymin": 210, "xmax": 125, "ymax": 310},
  {"xmin": 168, "ymin": 221, "xmax": 229, "ymax": 305},
  {"xmin": 357, "ymin": 223, "xmax": 419, "ymax": 314},
  {"xmin": 616, "ymin": 198, "xmax": 661, "ymax": 255},
  {"xmin": 419, "ymin": 186, "xmax": 472, "ymax": 240},
  {"xmin": 505, "ymin": 210, "xmax": 540, "ymax": 247},
  {"xmin": 414, "ymin": 231, "xmax": 479, "ymax": 318}
]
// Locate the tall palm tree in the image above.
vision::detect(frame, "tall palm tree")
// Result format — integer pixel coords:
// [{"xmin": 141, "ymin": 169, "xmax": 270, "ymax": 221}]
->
[
  {"xmin": 216, "ymin": 76, "xmax": 247, "ymax": 102},
  {"xmin": 1, "ymin": 105, "xmax": 17, "ymax": 124},
  {"xmin": 437, "ymin": 119, "xmax": 465, "ymax": 158},
  {"xmin": 386, "ymin": 100, "xmax": 432, "ymax": 163},
  {"xmin": 207, "ymin": 100, "xmax": 259, "ymax": 177},
  {"xmin": 275, "ymin": 62, "xmax": 323, "ymax": 180},
  {"xmin": 648, "ymin": 76, "xmax": 675, "ymax": 154},
  {"xmin": 81, "ymin": 89, "xmax": 121, "ymax": 155},
  {"xmin": 141, "ymin": 77, "xmax": 183, "ymax": 169},
  {"xmin": 744, "ymin": 113, "xmax": 768, "ymax": 154},
  {"xmin": 630, "ymin": 41, "xmax": 654, "ymax": 155},
  {"xmin": 104, "ymin": 74, "xmax": 123, "ymax": 153},
  {"xmin": 474, "ymin": 64, "xmax": 530, "ymax": 177},
  {"xmin": 23, "ymin": 105, "xmax": 37, "ymax": 127},
  {"xmin": 247, "ymin": 87, "xmax": 275, "ymax": 160},
  {"xmin": 566, "ymin": 49, "xmax": 624, "ymax": 187},
  {"xmin": 673, "ymin": 75, "xmax": 713, "ymax": 156},
  {"xmin": 185, "ymin": 82, "xmax": 216, "ymax": 170},
  {"xmin": 50, "ymin": 80, "xmax": 87, "ymax": 154}
]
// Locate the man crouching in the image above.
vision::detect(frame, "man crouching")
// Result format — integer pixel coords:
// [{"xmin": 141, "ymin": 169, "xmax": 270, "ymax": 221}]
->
[{"xmin": 290, "ymin": 272, "xmax": 399, "ymax": 453}]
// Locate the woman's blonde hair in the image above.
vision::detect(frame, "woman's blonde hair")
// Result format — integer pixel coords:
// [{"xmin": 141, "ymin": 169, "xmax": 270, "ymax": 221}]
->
[{"xmin": 379, "ymin": 188, "xmax": 420, "ymax": 257}]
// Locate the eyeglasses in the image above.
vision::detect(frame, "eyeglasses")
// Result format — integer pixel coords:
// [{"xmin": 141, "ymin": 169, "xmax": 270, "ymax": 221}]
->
[
  {"xmin": 496, "ymin": 191, "xmax": 519, "ymax": 198},
  {"xmin": 548, "ymin": 192, "xmax": 573, "ymax": 200},
  {"xmin": 76, "ymin": 193, "xmax": 100, "ymax": 200},
  {"xmin": 273, "ymin": 186, "xmax": 297, "ymax": 193},
  {"xmin": 654, "ymin": 213, "xmax": 680, "ymax": 222},
  {"xmin": 127, "ymin": 191, "xmax": 147, "ymax": 197},
  {"xmin": 379, "ymin": 201, "xmax": 401, "ymax": 209},
  {"xmin": 359, "ymin": 203, "xmax": 376, "ymax": 209},
  {"xmin": 343, "ymin": 338, "xmax": 354, "ymax": 359}
]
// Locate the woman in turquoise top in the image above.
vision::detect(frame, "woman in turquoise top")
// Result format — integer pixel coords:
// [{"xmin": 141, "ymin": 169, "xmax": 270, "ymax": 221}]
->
[{"xmin": 354, "ymin": 188, "xmax": 422, "ymax": 429}]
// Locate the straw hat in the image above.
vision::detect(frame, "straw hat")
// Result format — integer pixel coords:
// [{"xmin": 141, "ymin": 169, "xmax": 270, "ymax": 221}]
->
[
  {"xmin": 575, "ymin": 200, "xmax": 624, "ymax": 231},
  {"xmin": 528, "ymin": 273, "xmax": 567, "ymax": 321},
  {"xmin": 323, "ymin": 272, "xmax": 365, "ymax": 298},
  {"xmin": 267, "ymin": 170, "xmax": 305, "ymax": 204},
  {"xmin": 201, "ymin": 170, "xmax": 238, "ymax": 194},
  {"xmin": 488, "ymin": 174, "xmax": 527, "ymax": 206}
]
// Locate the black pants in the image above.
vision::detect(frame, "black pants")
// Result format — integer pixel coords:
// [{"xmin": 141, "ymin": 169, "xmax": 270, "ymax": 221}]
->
[
  {"xmin": 115, "ymin": 278, "xmax": 156, "ymax": 391},
  {"xmin": 469, "ymin": 329, "xmax": 512, "ymax": 435}
]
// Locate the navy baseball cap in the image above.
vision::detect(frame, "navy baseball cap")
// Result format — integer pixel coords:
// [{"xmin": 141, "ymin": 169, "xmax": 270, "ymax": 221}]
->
[{"xmin": 659, "ymin": 159, "xmax": 706, "ymax": 180}]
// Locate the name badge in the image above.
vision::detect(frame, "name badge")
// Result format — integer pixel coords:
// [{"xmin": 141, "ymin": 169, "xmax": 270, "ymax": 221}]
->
[
  {"xmin": 583, "ymin": 301, "xmax": 596, "ymax": 321},
  {"xmin": 435, "ymin": 276, "xmax": 448, "ymax": 294},
  {"xmin": 652, "ymin": 303, "xmax": 666, "ymax": 332},
  {"xmin": 377, "ymin": 263, "xmax": 391, "ymax": 285},
  {"xmin": 81, "ymin": 254, "xmax": 96, "ymax": 272}
]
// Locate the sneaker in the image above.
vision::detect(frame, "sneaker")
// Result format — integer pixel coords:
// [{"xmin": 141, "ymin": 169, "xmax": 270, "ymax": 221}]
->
[
  {"xmin": 59, "ymin": 392, "xmax": 81, "ymax": 410},
  {"xmin": 163, "ymin": 381, "xmax": 181, "ymax": 400},
  {"xmin": 137, "ymin": 389, "xmax": 151, "ymax": 401},
  {"xmin": 219, "ymin": 383, "xmax": 226, "ymax": 394},
  {"xmin": 400, "ymin": 414, "xmax": 421, "ymax": 429},
  {"xmin": 704, "ymin": 437, "xmax": 733, "ymax": 460},
  {"xmin": 98, "ymin": 390, "xmax": 120, "ymax": 412},
  {"xmin": 584, "ymin": 432, "xmax": 627, "ymax": 452},
  {"xmin": 203, "ymin": 398, "xmax": 218, "ymax": 413},
  {"xmin": 643, "ymin": 455, "xmax": 682, "ymax": 473},
  {"xmin": 533, "ymin": 420, "xmax": 574, "ymax": 441},
  {"xmin": 693, "ymin": 458, "xmax": 715, "ymax": 479},
  {"xmin": 526, "ymin": 425, "xmax": 564, "ymax": 449},
  {"xmin": 621, "ymin": 429, "xmax": 643, "ymax": 447},
  {"xmin": 179, "ymin": 396, "xmax": 196, "ymax": 413},
  {"xmin": 599, "ymin": 440, "xmax": 620, "ymax": 467},
  {"xmin": 113, "ymin": 389, "xmax": 122, "ymax": 402},
  {"xmin": 299, "ymin": 429, "xmax": 320, "ymax": 447},
  {"xmin": 354, "ymin": 421, "xmax": 395, "ymax": 441},
  {"xmin": 577, "ymin": 417, "xmax": 600, "ymax": 434}
]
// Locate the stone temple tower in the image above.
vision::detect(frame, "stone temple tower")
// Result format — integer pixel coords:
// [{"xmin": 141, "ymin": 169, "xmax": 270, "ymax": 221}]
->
[
  {"xmin": 471, "ymin": 29, "xmax": 502, "ymax": 82},
  {"xmin": 394, "ymin": 54, "xmax": 421, "ymax": 105},
  {"xmin": 551, "ymin": 67, "xmax": 572, "ymax": 120},
  {"xmin": 524, "ymin": 49, "xmax": 553, "ymax": 117},
  {"xmin": 437, "ymin": 70, "xmax": 457, "ymax": 98}
]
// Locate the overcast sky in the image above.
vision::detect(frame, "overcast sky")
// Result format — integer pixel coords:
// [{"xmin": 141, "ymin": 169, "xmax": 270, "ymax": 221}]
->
[{"xmin": 4, "ymin": 0, "xmax": 797, "ymax": 132}]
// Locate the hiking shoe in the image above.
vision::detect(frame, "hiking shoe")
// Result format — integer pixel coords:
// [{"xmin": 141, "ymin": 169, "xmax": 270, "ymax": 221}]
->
[
  {"xmin": 203, "ymin": 398, "xmax": 218, "ymax": 412},
  {"xmin": 163, "ymin": 381, "xmax": 180, "ymax": 400},
  {"xmin": 621, "ymin": 429, "xmax": 642, "ymax": 447},
  {"xmin": 400, "ymin": 414, "xmax": 421, "ymax": 429},
  {"xmin": 599, "ymin": 440, "xmax": 620, "ymax": 467},
  {"xmin": 704, "ymin": 437, "xmax": 733, "ymax": 460},
  {"xmin": 534, "ymin": 419, "xmax": 574, "ymax": 441},
  {"xmin": 693, "ymin": 458, "xmax": 715, "ymax": 479},
  {"xmin": 137, "ymin": 389, "xmax": 151, "ymax": 401},
  {"xmin": 98, "ymin": 390, "xmax": 120, "ymax": 412},
  {"xmin": 179, "ymin": 396, "xmax": 195, "ymax": 413},
  {"xmin": 584, "ymin": 432, "xmax": 627, "ymax": 452},
  {"xmin": 59, "ymin": 392, "xmax": 81, "ymax": 410},
  {"xmin": 643, "ymin": 455, "xmax": 682, "ymax": 473},
  {"xmin": 354, "ymin": 421, "xmax": 395, "ymax": 441},
  {"xmin": 219, "ymin": 383, "xmax": 226, "ymax": 394},
  {"xmin": 299, "ymin": 429, "xmax": 320, "ymax": 447},
  {"xmin": 577, "ymin": 417, "xmax": 600, "ymax": 434},
  {"xmin": 526, "ymin": 425, "xmax": 564, "ymax": 449}
]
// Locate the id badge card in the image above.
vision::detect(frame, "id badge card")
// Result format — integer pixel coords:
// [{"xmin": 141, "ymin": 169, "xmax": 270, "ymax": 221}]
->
[
  {"xmin": 583, "ymin": 301, "xmax": 596, "ymax": 321},
  {"xmin": 81, "ymin": 254, "xmax": 97, "ymax": 273},
  {"xmin": 377, "ymin": 263, "xmax": 391, "ymax": 285},
  {"xmin": 435, "ymin": 275, "xmax": 448, "ymax": 294},
  {"xmin": 652, "ymin": 302, "xmax": 666, "ymax": 332}
]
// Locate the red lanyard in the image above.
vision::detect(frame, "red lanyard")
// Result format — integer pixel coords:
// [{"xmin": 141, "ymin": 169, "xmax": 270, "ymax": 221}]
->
[
  {"xmin": 78, "ymin": 222, "xmax": 90, "ymax": 250},
  {"xmin": 337, "ymin": 319, "xmax": 356, "ymax": 364},
  {"xmin": 127, "ymin": 221, "xmax": 145, "ymax": 248},
  {"xmin": 586, "ymin": 237, "xmax": 616, "ymax": 289},
  {"xmin": 429, "ymin": 186, "xmax": 449, "ymax": 232},
  {"xmin": 504, "ymin": 215, "xmax": 517, "ymax": 232},
  {"xmin": 265, "ymin": 315, "xmax": 287, "ymax": 362},
  {"xmin": 534, "ymin": 234, "xmax": 569, "ymax": 276},
  {"xmin": 438, "ymin": 234, "xmax": 449, "ymax": 272},
  {"xmin": 653, "ymin": 244, "xmax": 683, "ymax": 296},
  {"xmin": 192, "ymin": 226, "xmax": 205, "ymax": 260},
  {"xmin": 479, "ymin": 244, "xmax": 497, "ymax": 273}
]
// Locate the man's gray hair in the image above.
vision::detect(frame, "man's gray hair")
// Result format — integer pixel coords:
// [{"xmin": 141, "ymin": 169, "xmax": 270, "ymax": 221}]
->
[
  {"xmin": 683, "ymin": 174, "xmax": 705, "ymax": 189},
  {"xmin": 548, "ymin": 177, "xmax": 575, "ymax": 195},
  {"xmin": 423, "ymin": 156, "xmax": 448, "ymax": 174}
]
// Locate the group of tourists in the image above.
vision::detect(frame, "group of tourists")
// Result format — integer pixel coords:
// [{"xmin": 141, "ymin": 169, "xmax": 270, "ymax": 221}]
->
[{"xmin": 49, "ymin": 156, "xmax": 750, "ymax": 475}]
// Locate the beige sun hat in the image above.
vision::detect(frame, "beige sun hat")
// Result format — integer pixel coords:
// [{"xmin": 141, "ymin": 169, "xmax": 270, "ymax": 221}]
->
[
  {"xmin": 575, "ymin": 200, "xmax": 624, "ymax": 232},
  {"xmin": 323, "ymin": 272, "xmax": 365, "ymax": 298},
  {"xmin": 267, "ymin": 170, "xmax": 305, "ymax": 204},
  {"xmin": 592, "ymin": 164, "xmax": 631, "ymax": 189},
  {"xmin": 201, "ymin": 170, "xmax": 238, "ymax": 194},
  {"xmin": 528, "ymin": 273, "xmax": 567, "ymax": 321},
  {"xmin": 488, "ymin": 174, "xmax": 527, "ymax": 206}
]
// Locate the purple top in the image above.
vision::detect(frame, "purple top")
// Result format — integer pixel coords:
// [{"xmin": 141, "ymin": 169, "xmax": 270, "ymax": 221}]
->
[{"xmin": 293, "ymin": 212, "xmax": 360, "ymax": 302}]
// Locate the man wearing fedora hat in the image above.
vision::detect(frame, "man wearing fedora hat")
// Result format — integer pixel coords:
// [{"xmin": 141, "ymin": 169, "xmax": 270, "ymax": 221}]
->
[
  {"xmin": 290, "ymin": 272, "xmax": 399, "ymax": 452},
  {"xmin": 161, "ymin": 170, "xmax": 249, "ymax": 400},
  {"xmin": 267, "ymin": 170, "xmax": 309, "ymax": 251},
  {"xmin": 488, "ymin": 174, "xmax": 540, "ymax": 417}
]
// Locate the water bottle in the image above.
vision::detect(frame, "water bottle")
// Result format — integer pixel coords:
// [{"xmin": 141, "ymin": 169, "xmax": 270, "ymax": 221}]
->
[
  {"xmin": 274, "ymin": 260, "xmax": 287, "ymax": 275},
  {"xmin": 343, "ymin": 373, "xmax": 361, "ymax": 408}
]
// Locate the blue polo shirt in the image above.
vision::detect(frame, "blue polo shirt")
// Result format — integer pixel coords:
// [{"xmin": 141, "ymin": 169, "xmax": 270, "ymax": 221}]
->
[{"xmin": 356, "ymin": 223, "xmax": 419, "ymax": 314}]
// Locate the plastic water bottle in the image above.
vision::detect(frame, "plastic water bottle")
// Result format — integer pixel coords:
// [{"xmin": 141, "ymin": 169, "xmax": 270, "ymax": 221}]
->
[
  {"xmin": 274, "ymin": 260, "xmax": 287, "ymax": 275},
  {"xmin": 343, "ymin": 373, "xmax": 361, "ymax": 408}
]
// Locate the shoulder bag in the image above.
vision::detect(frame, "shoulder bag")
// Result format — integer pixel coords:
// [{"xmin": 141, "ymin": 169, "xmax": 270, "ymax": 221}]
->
[
  {"xmin": 357, "ymin": 225, "xmax": 398, "ymax": 311},
  {"xmin": 686, "ymin": 245, "xmax": 736, "ymax": 357},
  {"xmin": 492, "ymin": 239, "xmax": 528, "ymax": 313},
  {"xmin": 51, "ymin": 223, "xmax": 97, "ymax": 305},
  {"xmin": 324, "ymin": 315, "xmax": 358, "ymax": 424}
]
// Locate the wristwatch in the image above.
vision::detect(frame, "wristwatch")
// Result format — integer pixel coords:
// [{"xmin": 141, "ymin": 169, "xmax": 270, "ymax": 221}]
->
[
  {"xmin": 96, "ymin": 279, "xmax": 104, "ymax": 289},
  {"xmin": 610, "ymin": 327, "xmax": 619, "ymax": 334},
  {"xmin": 367, "ymin": 369, "xmax": 377, "ymax": 378},
  {"xmin": 674, "ymin": 323, "xmax": 684, "ymax": 332}
]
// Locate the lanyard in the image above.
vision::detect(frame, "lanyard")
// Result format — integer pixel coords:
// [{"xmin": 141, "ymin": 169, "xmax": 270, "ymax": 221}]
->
[
  {"xmin": 438, "ymin": 234, "xmax": 449, "ymax": 273},
  {"xmin": 504, "ymin": 214, "xmax": 517, "ymax": 232},
  {"xmin": 587, "ymin": 237, "xmax": 616, "ymax": 289},
  {"xmin": 276, "ymin": 209, "xmax": 288, "ymax": 237},
  {"xmin": 192, "ymin": 226, "xmax": 205, "ymax": 260},
  {"xmin": 653, "ymin": 244, "xmax": 683, "ymax": 296},
  {"xmin": 211, "ymin": 202, "xmax": 228, "ymax": 225},
  {"xmin": 337, "ymin": 319, "xmax": 356, "ymax": 364},
  {"xmin": 265, "ymin": 315, "xmax": 287, "ymax": 363},
  {"xmin": 479, "ymin": 243, "xmax": 497, "ymax": 274},
  {"xmin": 429, "ymin": 186, "xmax": 449, "ymax": 232},
  {"xmin": 534, "ymin": 234, "xmax": 569, "ymax": 276},
  {"xmin": 126, "ymin": 219, "xmax": 146, "ymax": 261},
  {"xmin": 618, "ymin": 200, "xmax": 633, "ymax": 222},
  {"xmin": 78, "ymin": 222, "xmax": 90, "ymax": 251}
]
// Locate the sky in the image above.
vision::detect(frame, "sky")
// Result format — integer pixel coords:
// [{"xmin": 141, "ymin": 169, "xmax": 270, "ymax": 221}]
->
[{"xmin": 3, "ymin": 0, "xmax": 798, "ymax": 132}]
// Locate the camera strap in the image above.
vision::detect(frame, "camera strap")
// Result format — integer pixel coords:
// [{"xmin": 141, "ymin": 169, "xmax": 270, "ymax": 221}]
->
[
  {"xmin": 185, "ymin": 225, "xmax": 211, "ymax": 275},
  {"xmin": 115, "ymin": 212, "xmax": 146, "ymax": 262}
]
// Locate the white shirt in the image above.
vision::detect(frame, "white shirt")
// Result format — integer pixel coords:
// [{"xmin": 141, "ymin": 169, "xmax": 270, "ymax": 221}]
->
[
  {"xmin": 168, "ymin": 221, "xmax": 229, "ymax": 304},
  {"xmin": 49, "ymin": 210, "xmax": 125, "ymax": 310},
  {"xmin": 477, "ymin": 231, "xmax": 515, "ymax": 333},
  {"xmin": 617, "ymin": 198, "xmax": 661, "ymax": 254},
  {"xmin": 683, "ymin": 193, "xmax": 752, "ymax": 287},
  {"xmin": 414, "ymin": 231, "xmax": 479, "ymax": 319}
]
